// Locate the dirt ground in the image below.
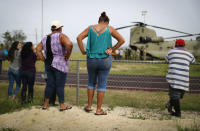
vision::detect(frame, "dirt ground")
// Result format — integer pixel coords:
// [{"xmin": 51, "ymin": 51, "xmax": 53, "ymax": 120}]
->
[{"xmin": 0, "ymin": 105, "xmax": 199, "ymax": 131}]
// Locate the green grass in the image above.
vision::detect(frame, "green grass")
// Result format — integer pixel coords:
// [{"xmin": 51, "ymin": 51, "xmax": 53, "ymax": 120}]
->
[
  {"xmin": 111, "ymin": 63, "xmax": 168, "ymax": 75},
  {"xmin": 2, "ymin": 52, "xmax": 200, "ymax": 76},
  {"xmin": 0, "ymin": 82, "xmax": 45, "ymax": 114},
  {"xmin": 70, "ymin": 52, "xmax": 87, "ymax": 59},
  {"xmin": 177, "ymin": 125, "xmax": 200, "ymax": 131},
  {"xmin": 0, "ymin": 82, "xmax": 200, "ymax": 115},
  {"xmin": 176, "ymin": 119, "xmax": 200, "ymax": 131},
  {"xmin": 0, "ymin": 128, "xmax": 19, "ymax": 131}
]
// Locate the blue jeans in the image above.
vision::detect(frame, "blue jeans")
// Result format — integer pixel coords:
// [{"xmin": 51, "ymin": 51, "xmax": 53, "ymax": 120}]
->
[
  {"xmin": 87, "ymin": 56, "xmax": 112, "ymax": 92},
  {"xmin": 45, "ymin": 64, "xmax": 67, "ymax": 103},
  {"xmin": 21, "ymin": 70, "xmax": 35, "ymax": 102},
  {"xmin": 8, "ymin": 68, "xmax": 21, "ymax": 97},
  {"xmin": 168, "ymin": 85, "xmax": 185, "ymax": 99}
]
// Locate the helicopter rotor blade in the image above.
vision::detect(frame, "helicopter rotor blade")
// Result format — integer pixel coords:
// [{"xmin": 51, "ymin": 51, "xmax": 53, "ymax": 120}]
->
[
  {"xmin": 131, "ymin": 22, "xmax": 146, "ymax": 26},
  {"xmin": 115, "ymin": 25, "xmax": 135, "ymax": 30},
  {"xmin": 165, "ymin": 33, "xmax": 200, "ymax": 39},
  {"xmin": 131, "ymin": 22, "xmax": 192, "ymax": 35},
  {"xmin": 147, "ymin": 24, "xmax": 192, "ymax": 35}
]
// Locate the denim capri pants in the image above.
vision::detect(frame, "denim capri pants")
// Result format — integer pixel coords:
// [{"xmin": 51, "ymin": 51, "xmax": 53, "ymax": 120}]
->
[{"xmin": 87, "ymin": 55, "xmax": 112, "ymax": 92}]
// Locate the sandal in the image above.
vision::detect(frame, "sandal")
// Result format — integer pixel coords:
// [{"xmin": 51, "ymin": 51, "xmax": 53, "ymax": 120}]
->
[
  {"xmin": 84, "ymin": 106, "xmax": 92, "ymax": 112},
  {"xmin": 95, "ymin": 109, "xmax": 107, "ymax": 115},
  {"xmin": 42, "ymin": 107, "xmax": 48, "ymax": 110},
  {"xmin": 60, "ymin": 106, "xmax": 72, "ymax": 111}
]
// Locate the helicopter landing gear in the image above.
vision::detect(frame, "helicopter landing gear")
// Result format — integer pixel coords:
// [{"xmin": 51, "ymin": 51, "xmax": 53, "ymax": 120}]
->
[{"xmin": 134, "ymin": 48, "xmax": 146, "ymax": 60}]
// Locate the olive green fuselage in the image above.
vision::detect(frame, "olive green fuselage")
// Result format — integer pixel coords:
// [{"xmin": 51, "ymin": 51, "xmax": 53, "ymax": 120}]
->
[{"xmin": 129, "ymin": 26, "xmax": 200, "ymax": 59}]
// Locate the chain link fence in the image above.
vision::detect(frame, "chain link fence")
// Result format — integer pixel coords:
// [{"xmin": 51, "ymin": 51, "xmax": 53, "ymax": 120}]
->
[
  {"xmin": 67, "ymin": 59, "xmax": 200, "ymax": 105},
  {"xmin": 0, "ymin": 59, "xmax": 200, "ymax": 105}
]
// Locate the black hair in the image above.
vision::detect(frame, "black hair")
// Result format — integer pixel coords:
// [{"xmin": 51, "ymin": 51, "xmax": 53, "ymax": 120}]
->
[
  {"xmin": 21, "ymin": 42, "xmax": 33, "ymax": 59},
  {"xmin": 51, "ymin": 27, "xmax": 61, "ymax": 32},
  {"xmin": 175, "ymin": 44, "xmax": 185, "ymax": 47},
  {"xmin": 8, "ymin": 41, "xmax": 20, "ymax": 62},
  {"xmin": 98, "ymin": 11, "xmax": 110, "ymax": 23}
]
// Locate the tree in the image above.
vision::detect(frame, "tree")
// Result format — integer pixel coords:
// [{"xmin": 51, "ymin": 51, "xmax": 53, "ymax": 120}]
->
[
  {"xmin": 12, "ymin": 30, "xmax": 27, "ymax": 42},
  {"xmin": 2, "ymin": 31, "xmax": 12, "ymax": 46},
  {"xmin": 2, "ymin": 30, "xmax": 27, "ymax": 47}
]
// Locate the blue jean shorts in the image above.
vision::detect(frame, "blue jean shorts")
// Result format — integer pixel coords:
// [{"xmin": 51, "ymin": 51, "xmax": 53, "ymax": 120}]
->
[{"xmin": 87, "ymin": 56, "xmax": 112, "ymax": 92}]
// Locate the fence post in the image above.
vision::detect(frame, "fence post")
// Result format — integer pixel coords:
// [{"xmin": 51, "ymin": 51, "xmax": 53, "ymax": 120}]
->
[{"xmin": 76, "ymin": 60, "xmax": 80, "ymax": 105}]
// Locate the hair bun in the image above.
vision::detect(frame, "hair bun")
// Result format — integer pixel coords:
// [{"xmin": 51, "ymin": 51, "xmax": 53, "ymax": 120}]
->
[
  {"xmin": 101, "ymin": 12, "xmax": 106, "ymax": 17},
  {"xmin": 98, "ymin": 11, "xmax": 109, "ymax": 23}
]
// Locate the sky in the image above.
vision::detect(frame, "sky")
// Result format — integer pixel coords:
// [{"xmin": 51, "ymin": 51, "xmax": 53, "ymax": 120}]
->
[{"xmin": 0, "ymin": 0, "xmax": 200, "ymax": 47}]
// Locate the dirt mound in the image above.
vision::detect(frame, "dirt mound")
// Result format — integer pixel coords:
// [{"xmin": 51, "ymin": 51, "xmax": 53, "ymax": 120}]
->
[{"xmin": 0, "ymin": 106, "xmax": 199, "ymax": 131}]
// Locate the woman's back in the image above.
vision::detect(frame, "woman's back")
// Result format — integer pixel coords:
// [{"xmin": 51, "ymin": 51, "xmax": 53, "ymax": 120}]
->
[
  {"xmin": 9, "ymin": 50, "xmax": 21, "ymax": 70},
  {"xmin": 21, "ymin": 42, "xmax": 37, "ymax": 73},
  {"xmin": 42, "ymin": 32, "xmax": 65, "ymax": 56},
  {"xmin": 21, "ymin": 51, "xmax": 36, "ymax": 72},
  {"xmin": 42, "ymin": 32, "xmax": 69, "ymax": 73},
  {"xmin": 86, "ymin": 25, "xmax": 112, "ymax": 58}
]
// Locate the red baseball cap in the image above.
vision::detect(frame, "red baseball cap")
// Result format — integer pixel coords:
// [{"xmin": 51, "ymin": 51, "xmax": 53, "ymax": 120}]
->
[{"xmin": 175, "ymin": 39, "xmax": 185, "ymax": 46}]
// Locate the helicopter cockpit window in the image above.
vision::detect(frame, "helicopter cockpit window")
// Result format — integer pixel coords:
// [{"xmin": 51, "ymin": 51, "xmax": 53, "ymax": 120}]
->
[{"xmin": 139, "ymin": 36, "xmax": 152, "ymax": 43}]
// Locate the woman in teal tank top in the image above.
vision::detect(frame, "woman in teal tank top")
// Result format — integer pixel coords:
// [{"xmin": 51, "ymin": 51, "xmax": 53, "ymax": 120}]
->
[
  {"xmin": 77, "ymin": 12, "xmax": 125, "ymax": 115},
  {"xmin": 86, "ymin": 25, "xmax": 112, "ymax": 58}
]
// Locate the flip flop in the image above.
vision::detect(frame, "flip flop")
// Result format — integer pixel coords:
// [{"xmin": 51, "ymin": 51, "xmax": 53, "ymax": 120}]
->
[
  {"xmin": 84, "ymin": 106, "xmax": 92, "ymax": 112},
  {"xmin": 95, "ymin": 109, "xmax": 107, "ymax": 115},
  {"xmin": 60, "ymin": 106, "xmax": 72, "ymax": 111}
]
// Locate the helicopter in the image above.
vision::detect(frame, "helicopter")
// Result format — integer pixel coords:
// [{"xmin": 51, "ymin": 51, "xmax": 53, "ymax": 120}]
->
[{"xmin": 115, "ymin": 22, "xmax": 200, "ymax": 60}]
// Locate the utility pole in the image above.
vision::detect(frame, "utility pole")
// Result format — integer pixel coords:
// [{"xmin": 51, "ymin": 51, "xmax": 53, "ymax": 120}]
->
[
  {"xmin": 41, "ymin": 0, "xmax": 44, "ymax": 39},
  {"xmin": 142, "ymin": 11, "xmax": 147, "ymax": 24},
  {"xmin": 35, "ymin": 28, "xmax": 38, "ymax": 44}
]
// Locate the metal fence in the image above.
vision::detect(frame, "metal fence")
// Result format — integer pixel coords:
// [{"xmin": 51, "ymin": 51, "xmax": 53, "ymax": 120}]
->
[
  {"xmin": 67, "ymin": 59, "xmax": 200, "ymax": 105},
  {"xmin": 0, "ymin": 59, "xmax": 200, "ymax": 105}
]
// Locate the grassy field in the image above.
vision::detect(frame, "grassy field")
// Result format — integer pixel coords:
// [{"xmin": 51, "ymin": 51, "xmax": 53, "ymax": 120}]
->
[
  {"xmin": 0, "ymin": 82, "xmax": 200, "ymax": 115},
  {"xmin": 2, "ymin": 52, "xmax": 200, "ymax": 76}
]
